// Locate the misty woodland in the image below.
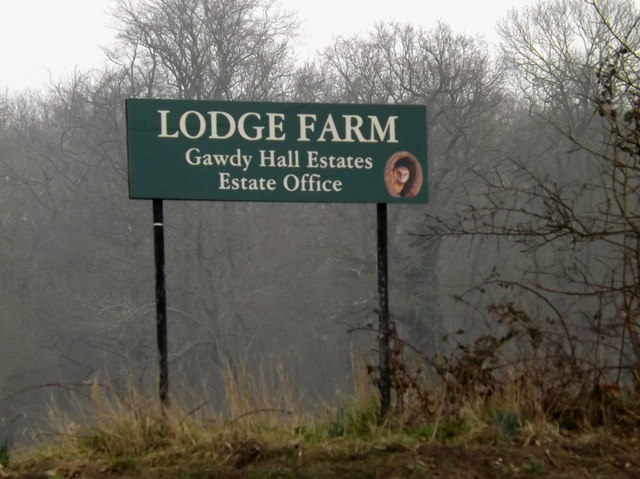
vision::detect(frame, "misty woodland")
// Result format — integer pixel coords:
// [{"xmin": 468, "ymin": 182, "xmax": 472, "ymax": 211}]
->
[{"xmin": 1, "ymin": 0, "xmax": 640, "ymax": 451}]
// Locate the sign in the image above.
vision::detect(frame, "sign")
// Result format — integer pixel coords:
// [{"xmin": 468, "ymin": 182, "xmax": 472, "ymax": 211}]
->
[{"xmin": 126, "ymin": 99, "xmax": 427, "ymax": 203}]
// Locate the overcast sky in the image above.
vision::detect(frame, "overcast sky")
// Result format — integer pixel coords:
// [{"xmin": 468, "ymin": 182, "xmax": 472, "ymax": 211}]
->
[{"xmin": 0, "ymin": 0, "xmax": 627, "ymax": 92}]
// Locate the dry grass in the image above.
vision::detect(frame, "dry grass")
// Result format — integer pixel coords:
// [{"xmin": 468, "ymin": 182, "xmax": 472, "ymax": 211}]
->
[
  {"xmin": 220, "ymin": 356, "xmax": 300, "ymax": 429},
  {"xmin": 5, "ymin": 351, "xmax": 640, "ymax": 478}
]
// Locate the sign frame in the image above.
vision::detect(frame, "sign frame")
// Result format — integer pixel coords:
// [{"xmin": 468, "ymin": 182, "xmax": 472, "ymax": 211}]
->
[{"xmin": 126, "ymin": 98, "xmax": 427, "ymax": 204}]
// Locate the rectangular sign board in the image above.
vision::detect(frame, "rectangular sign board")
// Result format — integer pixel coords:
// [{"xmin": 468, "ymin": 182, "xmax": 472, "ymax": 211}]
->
[{"xmin": 126, "ymin": 99, "xmax": 427, "ymax": 203}]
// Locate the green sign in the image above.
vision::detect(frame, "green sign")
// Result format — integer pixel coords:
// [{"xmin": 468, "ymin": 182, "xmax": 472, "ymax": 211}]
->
[{"xmin": 126, "ymin": 99, "xmax": 427, "ymax": 203}]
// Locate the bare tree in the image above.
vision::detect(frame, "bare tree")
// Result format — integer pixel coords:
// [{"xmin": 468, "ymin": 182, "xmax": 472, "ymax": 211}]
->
[
  {"xmin": 589, "ymin": 0, "xmax": 640, "ymax": 385},
  {"xmin": 317, "ymin": 23, "xmax": 511, "ymax": 358},
  {"xmin": 419, "ymin": 0, "xmax": 640, "ymax": 392},
  {"xmin": 322, "ymin": 22, "xmax": 510, "ymax": 201},
  {"xmin": 110, "ymin": 0, "xmax": 299, "ymax": 100}
]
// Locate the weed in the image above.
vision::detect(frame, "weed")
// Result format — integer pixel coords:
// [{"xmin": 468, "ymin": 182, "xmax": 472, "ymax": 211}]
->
[
  {"xmin": 522, "ymin": 458, "xmax": 546, "ymax": 475},
  {"xmin": 293, "ymin": 425, "xmax": 317, "ymax": 443},
  {"xmin": 326, "ymin": 407, "xmax": 345, "ymax": 438},
  {"xmin": 328, "ymin": 420, "xmax": 345, "ymax": 439},
  {"xmin": 343, "ymin": 401, "xmax": 380, "ymax": 438},
  {"xmin": 433, "ymin": 419, "xmax": 467, "ymax": 442},
  {"xmin": 491, "ymin": 409, "xmax": 520, "ymax": 438},
  {"xmin": 107, "ymin": 456, "xmax": 138, "ymax": 474},
  {"xmin": 404, "ymin": 463, "xmax": 430, "ymax": 477},
  {"xmin": 249, "ymin": 466, "xmax": 293, "ymax": 479},
  {"xmin": 183, "ymin": 471, "xmax": 211, "ymax": 479},
  {"xmin": 0, "ymin": 436, "xmax": 10, "ymax": 467},
  {"xmin": 413, "ymin": 423, "xmax": 436, "ymax": 440}
]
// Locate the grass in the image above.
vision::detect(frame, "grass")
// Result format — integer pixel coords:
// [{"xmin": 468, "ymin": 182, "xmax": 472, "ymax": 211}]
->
[{"xmin": 5, "ymin": 356, "xmax": 640, "ymax": 478}]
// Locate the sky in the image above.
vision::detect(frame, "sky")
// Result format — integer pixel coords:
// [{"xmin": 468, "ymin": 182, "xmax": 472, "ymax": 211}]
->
[{"xmin": 0, "ymin": 0, "xmax": 555, "ymax": 92}]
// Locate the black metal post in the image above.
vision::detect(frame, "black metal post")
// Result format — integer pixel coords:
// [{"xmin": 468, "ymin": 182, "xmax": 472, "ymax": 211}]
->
[
  {"xmin": 376, "ymin": 202, "xmax": 391, "ymax": 418},
  {"xmin": 153, "ymin": 199, "xmax": 169, "ymax": 406}
]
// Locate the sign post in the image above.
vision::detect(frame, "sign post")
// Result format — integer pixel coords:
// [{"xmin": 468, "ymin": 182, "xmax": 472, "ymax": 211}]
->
[
  {"xmin": 126, "ymin": 99, "xmax": 427, "ymax": 415},
  {"xmin": 376, "ymin": 202, "xmax": 391, "ymax": 417},
  {"xmin": 152, "ymin": 199, "xmax": 169, "ymax": 406}
]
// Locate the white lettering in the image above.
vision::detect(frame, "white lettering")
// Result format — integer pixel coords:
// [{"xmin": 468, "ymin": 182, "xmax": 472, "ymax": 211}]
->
[
  {"xmin": 317, "ymin": 114, "xmax": 341, "ymax": 142},
  {"xmin": 219, "ymin": 172, "xmax": 277, "ymax": 191},
  {"xmin": 157, "ymin": 109, "xmax": 400, "ymax": 144},
  {"xmin": 369, "ymin": 115, "xmax": 398, "ymax": 143},
  {"xmin": 208, "ymin": 111, "xmax": 236, "ymax": 139},
  {"xmin": 185, "ymin": 147, "xmax": 201, "ymax": 165},
  {"xmin": 343, "ymin": 115, "xmax": 366, "ymax": 142},
  {"xmin": 238, "ymin": 112, "xmax": 263, "ymax": 140},
  {"xmin": 266, "ymin": 113, "xmax": 286, "ymax": 140},
  {"xmin": 157, "ymin": 110, "xmax": 179, "ymax": 138},
  {"xmin": 283, "ymin": 173, "xmax": 342, "ymax": 192},
  {"xmin": 297, "ymin": 114, "xmax": 316, "ymax": 141},
  {"xmin": 180, "ymin": 110, "xmax": 207, "ymax": 139}
]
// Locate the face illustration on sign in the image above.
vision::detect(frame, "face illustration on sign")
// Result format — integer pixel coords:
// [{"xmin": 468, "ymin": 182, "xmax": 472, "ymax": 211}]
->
[{"xmin": 384, "ymin": 151, "xmax": 423, "ymax": 198}]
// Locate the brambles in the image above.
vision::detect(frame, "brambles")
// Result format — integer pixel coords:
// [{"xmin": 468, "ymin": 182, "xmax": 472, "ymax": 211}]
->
[{"xmin": 364, "ymin": 302, "xmax": 639, "ymax": 436}]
